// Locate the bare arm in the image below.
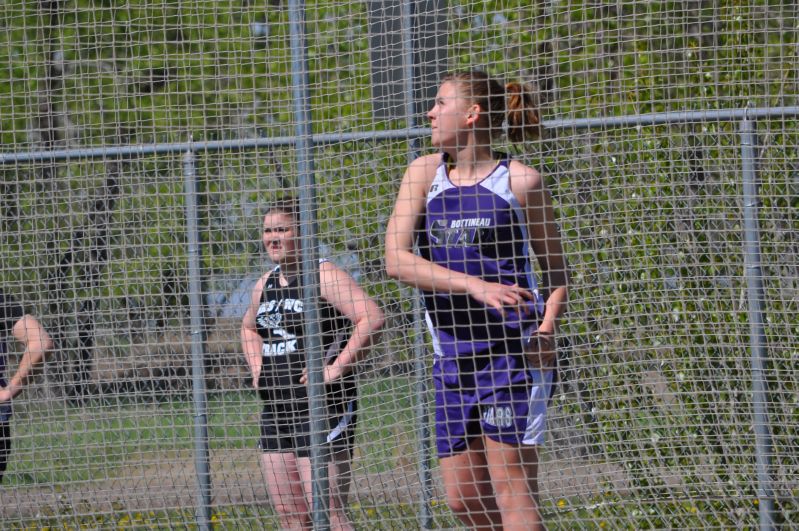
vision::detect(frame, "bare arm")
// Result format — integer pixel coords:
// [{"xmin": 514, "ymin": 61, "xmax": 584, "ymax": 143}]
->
[
  {"xmin": 512, "ymin": 162, "xmax": 569, "ymax": 366},
  {"xmin": 241, "ymin": 275, "xmax": 268, "ymax": 389},
  {"xmin": 0, "ymin": 315, "xmax": 52, "ymax": 401},
  {"xmin": 301, "ymin": 261, "xmax": 384, "ymax": 384},
  {"xmin": 385, "ymin": 155, "xmax": 473, "ymax": 293},
  {"xmin": 524, "ymin": 176, "xmax": 569, "ymax": 334},
  {"xmin": 385, "ymin": 155, "xmax": 534, "ymax": 315}
]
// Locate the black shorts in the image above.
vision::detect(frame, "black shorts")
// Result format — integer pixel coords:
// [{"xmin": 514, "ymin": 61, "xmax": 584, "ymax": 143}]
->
[
  {"xmin": 259, "ymin": 398, "xmax": 357, "ymax": 458},
  {"xmin": 0, "ymin": 422, "xmax": 11, "ymax": 483}
]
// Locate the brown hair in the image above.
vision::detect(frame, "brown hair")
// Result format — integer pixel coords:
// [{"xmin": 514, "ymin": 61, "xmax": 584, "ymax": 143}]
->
[
  {"xmin": 265, "ymin": 196, "xmax": 300, "ymax": 222},
  {"xmin": 441, "ymin": 70, "xmax": 542, "ymax": 143}
]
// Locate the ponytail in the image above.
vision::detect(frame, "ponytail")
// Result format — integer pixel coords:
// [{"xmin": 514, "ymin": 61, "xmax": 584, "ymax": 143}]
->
[
  {"xmin": 504, "ymin": 81, "xmax": 542, "ymax": 143},
  {"xmin": 443, "ymin": 70, "xmax": 542, "ymax": 144}
]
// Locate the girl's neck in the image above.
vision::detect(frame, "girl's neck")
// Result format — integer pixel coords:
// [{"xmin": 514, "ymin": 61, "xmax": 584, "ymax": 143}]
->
[{"xmin": 445, "ymin": 145, "xmax": 497, "ymax": 184}]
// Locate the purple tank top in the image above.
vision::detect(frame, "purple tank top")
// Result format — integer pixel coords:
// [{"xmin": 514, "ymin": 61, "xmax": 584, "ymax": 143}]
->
[{"xmin": 418, "ymin": 153, "xmax": 544, "ymax": 343}]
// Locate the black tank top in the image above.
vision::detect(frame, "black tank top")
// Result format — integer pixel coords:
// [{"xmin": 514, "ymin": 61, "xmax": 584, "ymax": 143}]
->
[
  {"xmin": 0, "ymin": 291, "xmax": 23, "ymax": 388},
  {"xmin": 254, "ymin": 264, "xmax": 354, "ymax": 403}
]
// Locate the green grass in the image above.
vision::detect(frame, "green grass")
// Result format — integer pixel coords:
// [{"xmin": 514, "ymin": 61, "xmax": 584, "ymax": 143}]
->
[
  {"xmin": 6, "ymin": 506, "xmax": 278, "ymax": 530},
  {"xmin": 4, "ymin": 378, "xmax": 458, "ymax": 528},
  {"xmin": 9, "ymin": 378, "xmax": 421, "ymax": 484},
  {"xmin": 6, "ymin": 502, "xmax": 464, "ymax": 530},
  {"xmin": 8, "ymin": 391, "xmax": 260, "ymax": 485},
  {"xmin": 8, "ymin": 379, "xmax": 799, "ymax": 528},
  {"xmin": 10, "ymin": 494, "xmax": 795, "ymax": 529}
]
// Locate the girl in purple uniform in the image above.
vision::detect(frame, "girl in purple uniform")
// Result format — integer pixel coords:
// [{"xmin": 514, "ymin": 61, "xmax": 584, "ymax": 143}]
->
[
  {"xmin": 386, "ymin": 71, "xmax": 568, "ymax": 530},
  {"xmin": 242, "ymin": 199, "xmax": 384, "ymax": 530}
]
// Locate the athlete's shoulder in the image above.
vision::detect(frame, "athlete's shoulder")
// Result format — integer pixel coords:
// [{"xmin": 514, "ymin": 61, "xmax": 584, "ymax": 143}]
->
[
  {"xmin": 508, "ymin": 160, "xmax": 544, "ymax": 203},
  {"xmin": 508, "ymin": 159, "xmax": 541, "ymax": 181},
  {"xmin": 397, "ymin": 153, "xmax": 444, "ymax": 202},
  {"xmin": 409, "ymin": 152, "xmax": 443, "ymax": 169},
  {"xmin": 318, "ymin": 258, "xmax": 335, "ymax": 273},
  {"xmin": 248, "ymin": 270, "xmax": 272, "ymax": 308},
  {"xmin": 406, "ymin": 153, "xmax": 443, "ymax": 181}
]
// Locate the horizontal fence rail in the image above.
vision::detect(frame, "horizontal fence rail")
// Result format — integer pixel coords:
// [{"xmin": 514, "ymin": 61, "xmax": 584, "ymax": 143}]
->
[{"xmin": 3, "ymin": 107, "xmax": 798, "ymax": 165}]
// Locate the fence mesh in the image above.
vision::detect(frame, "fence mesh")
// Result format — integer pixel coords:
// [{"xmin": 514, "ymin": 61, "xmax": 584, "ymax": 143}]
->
[{"xmin": 1, "ymin": 0, "xmax": 797, "ymax": 528}]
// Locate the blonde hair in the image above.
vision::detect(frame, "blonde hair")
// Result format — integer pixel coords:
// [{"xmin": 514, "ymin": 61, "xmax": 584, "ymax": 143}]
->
[{"xmin": 442, "ymin": 70, "xmax": 542, "ymax": 143}]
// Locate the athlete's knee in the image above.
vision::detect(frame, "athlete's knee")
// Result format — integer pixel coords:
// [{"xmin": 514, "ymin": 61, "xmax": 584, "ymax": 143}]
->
[
  {"xmin": 329, "ymin": 508, "xmax": 355, "ymax": 531},
  {"xmin": 446, "ymin": 495, "xmax": 469, "ymax": 515},
  {"xmin": 446, "ymin": 493, "xmax": 502, "ymax": 530},
  {"xmin": 444, "ymin": 474, "xmax": 491, "ymax": 514},
  {"xmin": 272, "ymin": 501, "xmax": 304, "ymax": 516},
  {"xmin": 492, "ymin": 482, "xmax": 537, "ymax": 514},
  {"xmin": 274, "ymin": 510, "xmax": 311, "ymax": 530},
  {"xmin": 445, "ymin": 488, "xmax": 484, "ymax": 515}
]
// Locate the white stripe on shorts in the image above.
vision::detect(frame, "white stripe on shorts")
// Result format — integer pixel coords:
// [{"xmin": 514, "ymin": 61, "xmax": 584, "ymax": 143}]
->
[
  {"xmin": 326, "ymin": 399, "xmax": 355, "ymax": 443},
  {"xmin": 523, "ymin": 368, "xmax": 554, "ymax": 445}
]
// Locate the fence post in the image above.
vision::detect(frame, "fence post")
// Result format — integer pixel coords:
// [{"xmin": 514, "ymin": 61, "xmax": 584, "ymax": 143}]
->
[
  {"xmin": 287, "ymin": 0, "xmax": 329, "ymax": 528},
  {"xmin": 184, "ymin": 147, "xmax": 213, "ymax": 530},
  {"xmin": 739, "ymin": 113, "xmax": 776, "ymax": 531},
  {"xmin": 398, "ymin": 0, "xmax": 434, "ymax": 527}
]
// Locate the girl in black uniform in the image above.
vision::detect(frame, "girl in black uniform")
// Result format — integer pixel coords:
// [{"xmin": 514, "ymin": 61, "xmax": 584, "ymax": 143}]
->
[{"xmin": 241, "ymin": 199, "xmax": 384, "ymax": 530}]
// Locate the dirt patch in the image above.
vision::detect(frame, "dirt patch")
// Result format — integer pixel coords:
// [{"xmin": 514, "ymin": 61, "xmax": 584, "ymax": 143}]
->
[{"xmin": 0, "ymin": 446, "xmax": 626, "ymax": 522}]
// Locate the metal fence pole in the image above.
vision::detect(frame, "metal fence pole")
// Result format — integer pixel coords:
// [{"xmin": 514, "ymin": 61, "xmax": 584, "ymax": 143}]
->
[
  {"xmin": 184, "ymin": 147, "xmax": 212, "ymax": 530},
  {"xmin": 411, "ymin": 292, "xmax": 433, "ymax": 530},
  {"xmin": 739, "ymin": 114, "xmax": 776, "ymax": 530},
  {"xmin": 398, "ymin": 0, "xmax": 434, "ymax": 528},
  {"xmin": 287, "ymin": 0, "xmax": 329, "ymax": 528}
]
